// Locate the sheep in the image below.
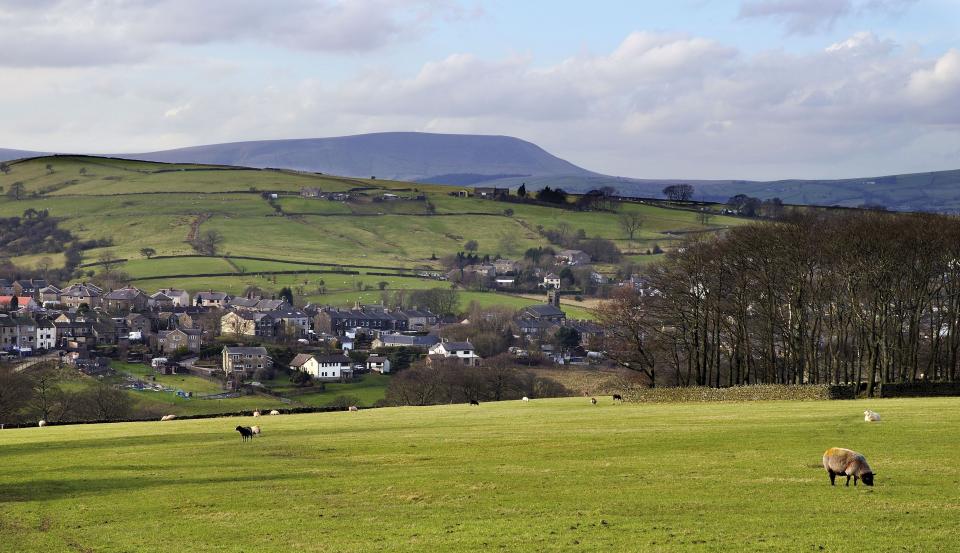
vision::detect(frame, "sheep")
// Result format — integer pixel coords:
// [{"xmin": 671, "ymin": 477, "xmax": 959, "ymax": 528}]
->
[
  {"xmin": 822, "ymin": 447, "xmax": 874, "ymax": 487},
  {"xmin": 251, "ymin": 425, "xmax": 261, "ymax": 437},
  {"xmin": 864, "ymin": 410, "xmax": 881, "ymax": 422},
  {"xmin": 469, "ymin": 400, "xmax": 480, "ymax": 406},
  {"xmin": 612, "ymin": 394, "xmax": 623, "ymax": 402},
  {"xmin": 160, "ymin": 414, "xmax": 177, "ymax": 421},
  {"xmin": 38, "ymin": 420, "xmax": 47, "ymax": 427},
  {"xmin": 522, "ymin": 396, "xmax": 530, "ymax": 402},
  {"xmin": 348, "ymin": 406, "xmax": 359, "ymax": 412},
  {"xmin": 252, "ymin": 410, "xmax": 261, "ymax": 417},
  {"xmin": 236, "ymin": 426, "xmax": 254, "ymax": 442},
  {"xmin": 269, "ymin": 410, "xmax": 281, "ymax": 416},
  {"xmin": 590, "ymin": 397, "xmax": 597, "ymax": 405}
]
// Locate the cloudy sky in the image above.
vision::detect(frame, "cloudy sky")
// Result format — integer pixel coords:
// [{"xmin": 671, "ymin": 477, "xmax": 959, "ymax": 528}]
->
[{"xmin": 0, "ymin": 0, "xmax": 958, "ymax": 179}]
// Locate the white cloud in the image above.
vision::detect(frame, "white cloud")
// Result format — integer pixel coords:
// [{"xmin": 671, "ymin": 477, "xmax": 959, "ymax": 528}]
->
[
  {"xmin": 0, "ymin": 0, "xmax": 460, "ymax": 67},
  {"xmin": 0, "ymin": 29, "xmax": 958, "ymax": 180}
]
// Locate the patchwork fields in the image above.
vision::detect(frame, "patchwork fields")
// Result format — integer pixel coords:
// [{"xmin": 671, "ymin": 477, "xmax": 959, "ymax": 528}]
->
[{"xmin": 0, "ymin": 155, "xmax": 742, "ymax": 312}]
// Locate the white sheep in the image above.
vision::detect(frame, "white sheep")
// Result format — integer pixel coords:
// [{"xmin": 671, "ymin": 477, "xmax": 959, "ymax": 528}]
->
[
  {"xmin": 251, "ymin": 425, "xmax": 261, "ymax": 436},
  {"xmin": 522, "ymin": 396, "xmax": 530, "ymax": 402},
  {"xmin": 348, "ymin": 406, "xmax": 359, "ymax": 412},
  {"xmin": 38, "ymin": 420, "xmax": 47, "ymax": 427},
  {"xmin": 160, "ymin": 414, "xmax": 177, "ymax": 422},
  {"xmin": 252, "ymin": 410, "xmax": 261, "ymax": 417},
  {"xmin": 864, "ymin": 410, "xmax": 881, "ymax": 422},
  {"xmin": 269, "ymin": 409, "xmax": 281, "ymax": 415}
]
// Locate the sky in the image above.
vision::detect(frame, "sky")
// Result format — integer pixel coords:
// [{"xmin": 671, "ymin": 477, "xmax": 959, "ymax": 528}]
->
[{"xmin": 0, "ymin": 0, "xmax": 958, "ymax": 180}]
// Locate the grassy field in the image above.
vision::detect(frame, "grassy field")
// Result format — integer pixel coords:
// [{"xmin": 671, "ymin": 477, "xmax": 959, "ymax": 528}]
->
[
  {"xmin": 262, "ymin": 372, "xmax": 391, "ymax": 408},
  {"xmin": 1, "ymin": 397, "xmax": 957, "ymax": 552}
]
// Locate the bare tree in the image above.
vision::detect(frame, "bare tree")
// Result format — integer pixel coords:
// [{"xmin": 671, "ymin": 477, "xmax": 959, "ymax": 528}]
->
[{"xmin": 618, "ymin": 212, "xmax": 644, "ymax": 241}]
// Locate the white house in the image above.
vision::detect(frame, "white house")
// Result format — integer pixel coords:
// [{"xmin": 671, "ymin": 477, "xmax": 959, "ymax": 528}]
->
[
  {"xmin": 428, "ymin": 341, "xmax": 481, "ymax": 366},
  {"xmin": 290, "ymin": 353, "xmax": 352, "ymax": 381},
  {"xmin": 35, "ymin": 317, "xmax": 57, "ymax": 350},
  {"xmin": 366, "ymin": 355, "xmax": 391, "ymax": 374},
  {"xmin": 157, "ymin": 288, "xmax": 190, "ymax": 307},
  {"xmin": 542, "ymin": 273, "xmax": 561, "ymax": 289}
]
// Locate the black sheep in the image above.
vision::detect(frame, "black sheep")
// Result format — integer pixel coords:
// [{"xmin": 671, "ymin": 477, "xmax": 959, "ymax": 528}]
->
[
  {"xmin": 469, "ymin": 400, "xmax": 480, "ymax": 406},
  {"xmin": 612, "ymin": 394, "xmax": 623, "ymax": 402},
  {"xmin": 236, "ymin": 425, "xmax": 254, "ymax": 442}
]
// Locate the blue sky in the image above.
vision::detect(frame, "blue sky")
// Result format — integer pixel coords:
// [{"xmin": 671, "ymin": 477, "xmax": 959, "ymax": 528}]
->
[{"xmin": 0, "ymin": 0, "xmax": 958, "ymax": 179}]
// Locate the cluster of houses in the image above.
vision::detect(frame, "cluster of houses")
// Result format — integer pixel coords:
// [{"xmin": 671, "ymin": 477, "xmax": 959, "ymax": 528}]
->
[
  {"xmin": 2, "ymin": 272, "xmax": 603, "ymax": 381},
  {"xmin": 455, "ymin": 249, "xmax": 606, "ymax": 290}
]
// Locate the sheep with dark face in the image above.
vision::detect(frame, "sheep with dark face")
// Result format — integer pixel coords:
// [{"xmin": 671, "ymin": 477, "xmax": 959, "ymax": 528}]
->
[
  {"xmin": 823, "ymin": 448, "xmax": 874, "ymax": 486},
  {"xmin": 236, "ymin": 426, "xmax": 254, "ymax": 442}
]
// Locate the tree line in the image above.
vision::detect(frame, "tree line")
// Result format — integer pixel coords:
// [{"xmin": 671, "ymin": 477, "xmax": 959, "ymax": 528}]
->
[
  {"xmin": 597, "ymin": 211, "xmax": 960, "ymax": 394},
  {"xmin": 0, "ymin": 362, "xmax": 134, "ymax": 425}
]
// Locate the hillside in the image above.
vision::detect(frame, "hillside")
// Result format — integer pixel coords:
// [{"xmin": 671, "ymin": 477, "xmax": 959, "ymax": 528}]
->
[
  {"xmin": 0, "ymin": 155, "xmax": 739, "ymax": 315},
  {"xmin": 126, "ymin": 132, "xmax": 596, "ymax": 182},
  {"xmin": 2, "ymin": 397, "xmax": 958, "ymax": 552},
  {"xmin": 3, "ymin": 134, "xmax": 960, "ymax": 211}
]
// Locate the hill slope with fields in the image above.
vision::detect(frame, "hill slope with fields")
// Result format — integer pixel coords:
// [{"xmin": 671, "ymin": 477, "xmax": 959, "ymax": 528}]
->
[
  {"xmin": 3, "ymin": 134, "xmax": 960, "ymax": 211},
  {"xmin": 0, "ymin": 155, "xmax": 739, "ymax": 314},
  {"xmin": 2, "ymin": 397, "xmax": 957, "ymax": 552}
]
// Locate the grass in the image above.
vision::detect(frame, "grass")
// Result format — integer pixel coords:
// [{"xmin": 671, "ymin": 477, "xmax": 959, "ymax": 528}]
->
[
  {"xmin": 0, "ymin": 397, "xmax": 957, "ymax": 552},
  {"xmin": 263, "ymin": 372, "xmax": 391, "ymax": 407}
]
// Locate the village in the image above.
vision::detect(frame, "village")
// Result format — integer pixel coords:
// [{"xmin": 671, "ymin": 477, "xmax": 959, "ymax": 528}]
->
[{"xmin": 0, "ymin": 246, "xmax": 611, "ymax": 401}]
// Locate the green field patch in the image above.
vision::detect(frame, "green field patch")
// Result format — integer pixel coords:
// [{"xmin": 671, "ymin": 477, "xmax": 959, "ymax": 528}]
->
[
  {"xmin": 1, "ymin": 397, "xmax": 957, "ymax": 551},
  {"xmin": 265, "ymin": 373, "xmax": 390, "ymax": 408}
]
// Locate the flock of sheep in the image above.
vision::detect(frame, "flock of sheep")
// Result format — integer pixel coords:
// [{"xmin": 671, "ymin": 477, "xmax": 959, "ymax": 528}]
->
[{"xmin": 34, "ymin": 397, "xmax": 884, "ymax": 486}]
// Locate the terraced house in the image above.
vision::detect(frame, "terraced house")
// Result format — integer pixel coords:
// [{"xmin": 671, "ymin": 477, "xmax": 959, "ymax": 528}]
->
[
  {"xmin": 157, "ymin": 328, "xmax": 202, "ymax": 353},
  {"xmin": 60, "ymin": 282, "xmax": 103, "ymax": 308},
  {"xmin": 103, "ymin": 287, "xmax": 149, "ymax": 312}
]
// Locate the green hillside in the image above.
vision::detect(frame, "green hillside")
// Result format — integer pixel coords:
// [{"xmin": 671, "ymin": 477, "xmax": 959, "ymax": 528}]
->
[
  {"xmin": 0, "ymin": 155, "xmax": 741, "ymax": 312},
  {"xmin": 2, "ymin": 397, "xmax": 957, "ymax": 552}
]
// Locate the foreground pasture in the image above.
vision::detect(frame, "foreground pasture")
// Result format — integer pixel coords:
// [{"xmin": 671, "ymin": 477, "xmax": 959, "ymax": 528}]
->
[{"xmin": 1, "ymin": 398, "xmax": 958, "ymax": 552}]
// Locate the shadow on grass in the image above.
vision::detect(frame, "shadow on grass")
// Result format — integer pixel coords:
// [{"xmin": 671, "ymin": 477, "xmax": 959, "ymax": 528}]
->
[
  {"xmin": 0, "ymin": 472, "xmax": 303, "ymax": 503},
  {"xmin": 0, "ymin": 431, "xmax": 258, "ymax": 460}
]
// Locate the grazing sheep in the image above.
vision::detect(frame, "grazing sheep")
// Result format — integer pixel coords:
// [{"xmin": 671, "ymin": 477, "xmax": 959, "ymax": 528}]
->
[
  {"xmin": 612, "ymin": 394, "xmax": 623, "ymax": 402},
  {"xmin": 38, "ymin": 420, "xmax": 47, "ymax": 427},
  {"xmin": 823, "ymin": 447, "xmax": 874, "ymax": 487},
  {"xmin": 251, "ymin": 425, "xmax": 261, "ymax": 437},
  {"xmin": 522, "ymin": 396, "xmax": 530, "ymax": 402},
  {"xmin": 269, "ymin": 410, "xmax": 281, "ymax": 415},
  {"xmin": 160, "ymin": 414, "xmax": 177, "ymax": 421},
  {"xmin": 469, "ymin": 400, "xmax": 480, "ymax": 406},
  {"xmin": 348, "ymin": 406, "xmax": 359, "ymax": 412},
  {"xmin": 236, "ymin": 426, "xmax": 254, "ymax": 442},
  {"xmin": 864, "ymin": 410, "xmax": 881, "ymax": 422},
  {"xmin": 252, "ymin": 410, "xmax": 261, "ymax": 417},
  {"xmin": 590, "ymin": 397, "xmax": 597, "ymax": 405}
]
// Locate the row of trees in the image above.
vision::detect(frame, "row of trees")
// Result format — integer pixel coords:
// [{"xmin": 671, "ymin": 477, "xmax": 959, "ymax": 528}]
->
[
  {"xmin": 384, "ymin": 355, "xmax": 570, "ymax": 406},
  {"xmin": 0, "ymin": 363, "xmax": 134, "ymax": 425},
  {"xmin": 597, "ymin": 211, "xmax": 960, "ymax": 393}
]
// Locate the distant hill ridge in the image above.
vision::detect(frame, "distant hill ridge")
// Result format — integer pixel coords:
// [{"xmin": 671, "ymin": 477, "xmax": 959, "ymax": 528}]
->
[
  {"xmin": 125, "ymin": 132, "xmax": 596, "ymax": 182},
  {"xmin": 2, "ymin": 132, "xmax": 960, "ymax": 212}
]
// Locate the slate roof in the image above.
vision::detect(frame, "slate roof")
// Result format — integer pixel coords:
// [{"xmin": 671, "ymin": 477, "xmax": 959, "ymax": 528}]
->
[{"xmin": 289, "ymin": 353, "xmax": 315, "ymax": 367}]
